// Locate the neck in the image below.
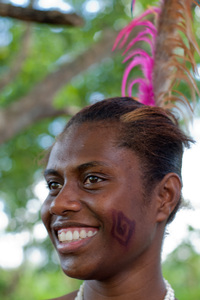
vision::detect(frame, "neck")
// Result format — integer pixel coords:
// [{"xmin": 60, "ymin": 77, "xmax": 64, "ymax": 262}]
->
[{"xmin": 83, "ymin": 262, "xmax": 166, "ymax": 300}]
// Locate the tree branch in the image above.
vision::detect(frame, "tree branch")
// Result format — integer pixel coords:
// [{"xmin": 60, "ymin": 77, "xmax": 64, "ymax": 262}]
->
[
  {"xmin": 0, "ymin": 3, "xmax": 84, "ymax": 26},
  {"xmin": 0, "ymin": 30, "xmax": 117, "ymax": 144},
  {"xmin": 0, "ymin": 25, "xmax": 32, "ymax": 90}
]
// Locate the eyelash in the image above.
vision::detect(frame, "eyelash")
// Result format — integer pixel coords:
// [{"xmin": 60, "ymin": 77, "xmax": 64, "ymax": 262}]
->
[
  {"xmin": 83, "ymin": 175, "xmax": 104, "ymax": 185},
  {"xmin": 47, "ymin": 181, "xmax": 63, "ymax": 191}
]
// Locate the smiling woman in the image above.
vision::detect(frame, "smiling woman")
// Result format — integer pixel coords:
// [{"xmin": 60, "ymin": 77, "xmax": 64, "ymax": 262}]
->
[
  {"xmin": 41, "ymin": 97, "xmax": 192, "ymax": 300},
  {"xmin": 40, "ymin": 0, "xmax": 200, "ymax": 299}
]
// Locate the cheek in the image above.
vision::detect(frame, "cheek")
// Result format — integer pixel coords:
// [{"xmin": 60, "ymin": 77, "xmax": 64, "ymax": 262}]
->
[
  {"xmin": 110, "ymin": 209, "xmax": 136, "ymax": 247},
  {"xmin": 40, "ymin": 199, "xmax": 51, "ymax": 229}
]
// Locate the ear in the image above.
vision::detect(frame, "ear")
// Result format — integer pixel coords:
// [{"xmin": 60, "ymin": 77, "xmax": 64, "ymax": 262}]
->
[{"xmin": 155, "ymin": 173, "xmax": 182, "ymax": 223}]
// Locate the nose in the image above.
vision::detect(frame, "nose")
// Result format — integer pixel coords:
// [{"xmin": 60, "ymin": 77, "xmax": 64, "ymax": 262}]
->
[{"xmin": 49, "ymin": 182, "xmax": 82, "ymax": 216}]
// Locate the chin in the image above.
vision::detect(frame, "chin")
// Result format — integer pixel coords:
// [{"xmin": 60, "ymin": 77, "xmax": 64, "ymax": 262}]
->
[
  {"xmin": 61, "ymin": 267, "xmax": 94, "ymax": 281},
  {"xmin": 59, "ymin": 258, "xmax": 92, "ymax": 280},
  {"xmin": 59, "ymin": 258, "xmax": 107, "ymax": 281},
  {"xmin": 60, "ymin": 261, "xmax": 119, "ymax": 282}
]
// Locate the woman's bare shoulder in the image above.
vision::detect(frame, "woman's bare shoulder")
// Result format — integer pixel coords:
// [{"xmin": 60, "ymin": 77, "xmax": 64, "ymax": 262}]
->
[{"xmin": 45, "ymin": 289, "xmax": 78, "ymax": 300}]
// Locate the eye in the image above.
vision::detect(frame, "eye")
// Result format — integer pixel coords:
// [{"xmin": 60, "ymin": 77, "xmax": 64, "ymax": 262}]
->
[
  {"xmin": 47, "ymin": 181, "xmax": 63, "ymax": 191},
  {"xmin": 84, "ymin": 175, "xmax": 103, "ymax": 185}
]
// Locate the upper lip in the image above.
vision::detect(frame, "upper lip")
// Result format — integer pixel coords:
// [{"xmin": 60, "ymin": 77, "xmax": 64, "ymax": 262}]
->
[{"xmin": 51, "ymin": 221, "xmax": 99, "ymax": 232}]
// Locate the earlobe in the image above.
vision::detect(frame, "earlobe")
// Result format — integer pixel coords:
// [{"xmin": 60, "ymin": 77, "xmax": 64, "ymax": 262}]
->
[{"xmin": 155, "ymin": 173, "xmax": 182, "ymax": 223}]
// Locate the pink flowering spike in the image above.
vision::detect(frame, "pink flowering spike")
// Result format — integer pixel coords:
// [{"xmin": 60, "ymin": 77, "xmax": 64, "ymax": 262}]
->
[
  {"xmin": 136, "ymin": 7, "xmax": 158, "ymax": 22},
  {"xmin": 128, "ymin": 76, "xmax": 155, "ymax": 106},
  {"xmin": 121, "ymin": 13, "xmax": 156, "ymax": 37},
  {"xmin": 112, "ymin": 22, "xmax": 136, "ymax": 50},
  {"xmin": 137, "ymin": 21, "xmax": 157, "ymax": 35},
  {"xmin": 114, "ymin": 0, "xmax": 200, "ymax": 112},
  {"xmin": 122, "ymin": 57, "xmax": 149, "ymax": 96},
  {"xmin": 122, "ymin": 57, "xmax": 145, "ymax": 96},
  {"xmin": 123, "ymin": 49, "xmax": 152, "ymax": 63},
  {"xmin": 124, "ymin": 52, "xmax": 154, "ymax": 103},
  {"xmin": 139, "ymin": 82, "xmax": 155, "ymax": 106},
  {"xmin": 122, "ymin": 28, "xmax": 156, "ymax": 55},
  {"xmin": 139, "ymin": 86, "xmax": 155, "ymax": 106},
  {"xmin": 113, "ymin": 3, "xmax": 161, "ymax": 104},
  {"xmin": 118, "ymin": 22, "xmax": 157, "ymax": 54},
  {"xmin": 113, "ymin": 7, "xmax": 159, "ymax": 51},
  {"xmin": 128, "ymin": 78, "xmax": 144, "ymax": 97},
  {"xmin": 123, "ymin": 35, "xmax": 154, "ymax": 56},
  {"xmin": 112, "ymin": 19, "xmax": 140, "ymax": 50},
  {"xmin": 144, "ymin": 61, "xmax": 154, "ymax": 80},
  {"xmin": 137, "ymin": 81, "xmax": 152, "ymax": 105},
  {"xmin": 140, "ymin": 56, "xmax": 154, "ymax": 78},
  {"xmin": 127, "ymin": 20, "xmax": 158, "ymax": 34}
]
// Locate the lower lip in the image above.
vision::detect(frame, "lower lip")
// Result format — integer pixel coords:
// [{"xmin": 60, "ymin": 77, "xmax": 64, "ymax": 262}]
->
[{"xmin": 56, "ymin": 234, "xmax": 97, "ymax": 254}]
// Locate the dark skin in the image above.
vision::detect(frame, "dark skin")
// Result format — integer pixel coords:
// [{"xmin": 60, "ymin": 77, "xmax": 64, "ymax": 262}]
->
[{"xmin": 41, "ymin": 122, "xmax": 181, "ymax": 300}]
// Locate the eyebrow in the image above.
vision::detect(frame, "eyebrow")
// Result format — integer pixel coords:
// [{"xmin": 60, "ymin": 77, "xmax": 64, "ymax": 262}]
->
[
  {"xmin": 44, "ymin": 161, "xmax": 109, "ymax": 177},
  {"xmin": 77, "ymin": 161, "xmax": 109, "ymax": 173},
  {"xmin": 44, "ymin": 169, "xmax": 61, "ymax": 177}
]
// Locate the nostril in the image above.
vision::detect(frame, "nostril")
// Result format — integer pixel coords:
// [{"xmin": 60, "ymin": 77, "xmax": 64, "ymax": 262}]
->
[
  {"xmin": 49, "ymin": 199, "xmax": 82, "ymax": 216},
  {"xmin": 49, "ymin": 205, "xmax": 56, "ymax": 215}
]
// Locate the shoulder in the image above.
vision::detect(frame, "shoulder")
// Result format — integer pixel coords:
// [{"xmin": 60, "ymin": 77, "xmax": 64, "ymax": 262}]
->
[{"xmin": 44, "ymin": 290, "xmax": 78, "ymax": 300}]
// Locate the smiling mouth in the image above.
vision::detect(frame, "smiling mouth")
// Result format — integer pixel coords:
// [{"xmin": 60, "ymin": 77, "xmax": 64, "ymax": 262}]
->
[{"xmin": 57, "ymin": 227, "xmax": 98, "ymax": 243}]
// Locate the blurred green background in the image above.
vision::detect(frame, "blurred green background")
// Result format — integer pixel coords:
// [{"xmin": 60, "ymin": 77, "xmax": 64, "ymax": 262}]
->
[{"xmin": 0, "ymin": 0, "xmax": 200, "ymax": 299}]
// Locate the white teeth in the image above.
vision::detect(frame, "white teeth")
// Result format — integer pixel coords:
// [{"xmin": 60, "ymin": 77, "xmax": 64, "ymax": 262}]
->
[
  {"xmin": 58, "ymin": 229, "xmax": 97, "ymax": 243},
  {"xmin": 88, "ymin": 231, "xmax": 93, "ymax": 237},
  {"xmin": 59, "ymin": 231, "xmax": 66, "ymax": 242},
  {"xmin": 80, "ymin": 229, "xmax": 87, "ymax": 239},
  {"xmin": 65, "ymin": 231, "xmax": 73, "ymax": 241},
  {"xmin": 73, "ymin": 230, "xmax": 79, "ymax": 240}
]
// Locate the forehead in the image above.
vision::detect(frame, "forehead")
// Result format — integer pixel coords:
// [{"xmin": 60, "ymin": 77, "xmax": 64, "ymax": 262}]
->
[{"xmin": 46, "ymin": 122, "xmax": 140, "ymax": 173}]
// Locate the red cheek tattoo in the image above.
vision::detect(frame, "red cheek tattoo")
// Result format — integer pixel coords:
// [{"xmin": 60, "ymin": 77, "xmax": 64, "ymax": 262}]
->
[{"xmin": 111, "ymin": 210, "xmax": 136, "ymax": 246}]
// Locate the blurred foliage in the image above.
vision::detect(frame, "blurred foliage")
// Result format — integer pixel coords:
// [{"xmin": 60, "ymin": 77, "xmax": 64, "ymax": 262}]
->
[
  {"xmin": 0, "ymin": 0, "xmax": 200, "ymax": 299},
  {"xmin": 0, "ymin": 265, "xmax": 81, "ymax": 300},
  {"xmin": 163, "ymin": 237, "xmax": 200, "ymax": 299}
]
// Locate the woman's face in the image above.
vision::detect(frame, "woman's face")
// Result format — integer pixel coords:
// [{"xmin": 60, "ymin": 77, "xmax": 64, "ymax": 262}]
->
[{"xmin": 41, "ymin": 122, "xmax": 159, "ymax": 281}]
